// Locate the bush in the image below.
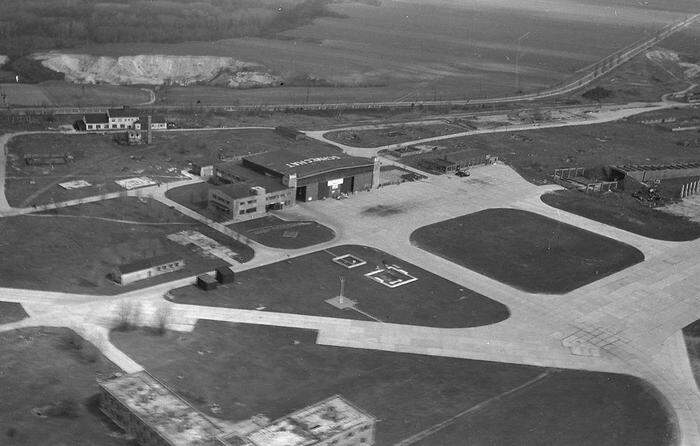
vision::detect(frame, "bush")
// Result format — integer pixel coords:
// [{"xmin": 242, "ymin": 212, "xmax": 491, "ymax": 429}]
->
[
  {"xmin": 114, "ymin": 301, "xmax": 140, "ymax": 331},
  {"xmin": 582, "ymin": 86, "xmax": 613, "ymax": 101},
  {"xmin": 46, "ymin": 398, "xmax": 79, "ymax": 418}
]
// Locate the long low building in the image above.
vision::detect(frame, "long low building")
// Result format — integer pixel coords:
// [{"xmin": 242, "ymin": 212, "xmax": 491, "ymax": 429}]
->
[
  {"xmin": 111, "ymin": 255, "xmax": 185, "ymax": 285},
  {"xmin": 210, "ymin": 145, "xmax": 380, "ymax": 222}
]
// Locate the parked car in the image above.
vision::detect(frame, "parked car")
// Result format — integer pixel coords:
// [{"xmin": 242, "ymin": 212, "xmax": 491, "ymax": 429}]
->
[{"xmin": 455, "ymin": 170, "xmax": 470, "ymax": 177}]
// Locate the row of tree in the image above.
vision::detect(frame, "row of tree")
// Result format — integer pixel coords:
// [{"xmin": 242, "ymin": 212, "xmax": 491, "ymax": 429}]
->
[{"xmin": 0, "ymin": 0, "xmax": 342, "ymax": 57}]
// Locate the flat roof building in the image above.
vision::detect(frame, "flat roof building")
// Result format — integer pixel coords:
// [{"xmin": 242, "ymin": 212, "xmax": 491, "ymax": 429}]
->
[
  {"xmin": 99, "ymin": 371, "xmax": 225, "ymax": 446},
  {"xmin": 99, "ymin": 373, "xmax": 375, "ymax": 446},
  {"xmin": 221, "ymin": 395, "xmax": 376, "ymax": 446},
  {"xmin": 111, "ymin": 255, "xmax": 185, "ymax": 285}
]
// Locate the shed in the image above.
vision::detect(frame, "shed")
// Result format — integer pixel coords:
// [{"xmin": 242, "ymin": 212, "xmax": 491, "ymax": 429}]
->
[
  {"xmin": 197, "ymin": 274, "xmax": 219, "ymax": 291},
  {"xmin": 215, "ymin": 266, "xmax": 236, "ymax": 284}
]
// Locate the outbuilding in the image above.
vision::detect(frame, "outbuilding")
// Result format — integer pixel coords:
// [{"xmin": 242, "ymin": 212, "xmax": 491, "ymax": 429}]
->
[
  {"xmin": 196, "ymin": 274, "xmax": 219, "ymax": 291},
  {"xmin": 216, "ymin": 266, "xmax": 236, "ymax": 284},
  {"xmin": 111, "ymin": 255, "xmax": 185, "ymax": 285}
]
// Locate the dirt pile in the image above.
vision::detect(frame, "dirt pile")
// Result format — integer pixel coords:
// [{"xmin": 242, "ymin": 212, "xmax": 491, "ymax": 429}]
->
[{"xmin": 32, "ymin": 53, "xmax": 282, "ymax": 88}]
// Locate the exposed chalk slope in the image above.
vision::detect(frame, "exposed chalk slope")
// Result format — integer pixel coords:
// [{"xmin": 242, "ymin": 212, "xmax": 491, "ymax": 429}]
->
[{"xmin": 33, "ymin": 53, "xmax": 281, "ymax": 87}]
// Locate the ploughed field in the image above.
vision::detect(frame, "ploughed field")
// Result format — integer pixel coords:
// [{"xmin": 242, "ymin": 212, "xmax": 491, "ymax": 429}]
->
[{"xmin": 410, "ymin": 208, "xmax": 645, "ymax": 294}]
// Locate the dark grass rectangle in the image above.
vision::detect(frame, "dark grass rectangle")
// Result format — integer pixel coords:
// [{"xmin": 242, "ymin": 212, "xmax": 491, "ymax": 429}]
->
[
  {"xmin": 410, "ymin": 208, "xmax": 645, "ymax": 294},
  {"xmin": 541, "ymin": 190, "xmax": 700, "ymax": 241},
  {"xmin": 231, "ymin": 215, "xmax": 335, "ymax": 249},
  {"xmin": 170, "ymin": 244, "xmax": 510, "ymax": 328}
]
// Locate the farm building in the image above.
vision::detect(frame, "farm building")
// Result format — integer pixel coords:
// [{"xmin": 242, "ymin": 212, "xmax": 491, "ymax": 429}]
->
[
  {"xmin": 99, "ymin": 372, "xmax": 375, "ymax": 446},
  {"xmin": 221, "ymin": 395, "xmax": 376, "ymax": 446},
  {"xmin": 80, "ymin": 113, "xmax": 110, "ymax": 131},
  {"xmin": 111, "ymin": 255, "xmax": 185, "ymax": 285},
  {"xmin": 79, "ymin": 109, "xmax": 166, "ymax": 131},
  {"xmin": 134, "ymin": 115, "xmax": 167, "ymax": 130},
  {"xmin": 241, "ymin": 146, "xmax": 380, "ymax": 202}
]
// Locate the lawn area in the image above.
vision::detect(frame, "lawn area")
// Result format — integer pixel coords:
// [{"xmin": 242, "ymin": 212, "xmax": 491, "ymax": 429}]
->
[
  {"xmin": 0, "ymin": 327, "xmax": 127, "ymax": 446},
  {"xmin": 0, "ymin": 81, "xmax": 150, "ymax": 107},
  {"xmin": 0, "ymin": 302, "xmax": 28, "ymax": 324},
  {"xmin": 4, "ymin": 128, "xmax": 301, "ymax": 207},
  {"xmin": 410, "ymin": 209, "xmax": 645, "ymax": 294},
  {"xmin": 324, "ymin": 122, "xmax": 466, "ymax": 148},
  {"xmin": 0, "ymin": 198, "xmax": 253, "ymax": 294},
  {"xmin": 165, "ymin": 182, "xmax": 227, "ymax": 222},
  {"xmin": 401, "ymin": 116, "xmax": 700, "ymax": 185},
  {"xmin": 230, "ymin": 215, "xmax": 335, "ymax": 249},
  {"xmin": 541, "ymin": 190, "xmax": 700, "ymax": 241},
  {"xmin": 683, "ymin": 319, "xmax": 700, "ymax": 389},
  {"xmin": 170, "ymin": 245, "xmax": 509, "ymax": 328},
  {"xmin": 111, "ymin": 321, "xmax": 678, "ymax": 446}
]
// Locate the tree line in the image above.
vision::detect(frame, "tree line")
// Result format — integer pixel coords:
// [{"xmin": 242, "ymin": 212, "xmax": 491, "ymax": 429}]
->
[{"xmin": 0, "ymin": 0, "xmax": 342, "ymax": 57}]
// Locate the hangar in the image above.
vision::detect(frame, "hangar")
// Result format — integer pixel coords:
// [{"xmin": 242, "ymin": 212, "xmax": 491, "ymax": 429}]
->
[{"xmin": 241, "ymin": 146, "xmax": 380, "ymax": 202}]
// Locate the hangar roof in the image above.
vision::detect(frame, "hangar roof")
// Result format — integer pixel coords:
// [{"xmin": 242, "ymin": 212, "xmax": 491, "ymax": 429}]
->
[{"xmin": 243, "ymin": 147, "xmax": 374, "ymax": 179}]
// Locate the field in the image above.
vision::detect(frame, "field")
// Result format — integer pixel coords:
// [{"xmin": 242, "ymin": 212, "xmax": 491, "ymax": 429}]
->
[
  {"xmin": 399, "ymin": 114, "xmax": 700, "ymax": 185},
  {"xmin": 170, "ymin": 244, "xmax": 510, "ymax": 328},
  {"xmin": 5, "ymin": 129, "xmax": 298, "ymax": 207},
  {"xmin": 0, "ymin": 81, "xmax": 150, "ymax": 106},
  {"xmin": 62, "ymin": 0, "xmax": 698, "ymax": 106},
  {"xmin": 542, "ymin": 190, "xmax": 700, "ymax": 241},
  {"xmin": 0, "ymin": 198, "xmax": 253, "ymax": 294},
  {"xmin": 230, "ymin": 215, "xmax": 335, "ymax": 249},
  {"xmin": 410, "ymin": 209, "xmax": 645, "ymax": 294},
  {"xmin": 0, "ymin": 302, "xmax": 28, "ymax": 324},
  {"xmin": 683, "ymin": 319, "xmax": 700, "ymax": 388},
  {"xmin": 0, "ymin": 327, "xmax": 127, "ymax": 446},
  {"xmin": 111, "ymin": 320, "xmax": 678, "ymax": 446},
  {"xmin": 326, "ymin": 122, "xmax": 467, "ymax": 148}
]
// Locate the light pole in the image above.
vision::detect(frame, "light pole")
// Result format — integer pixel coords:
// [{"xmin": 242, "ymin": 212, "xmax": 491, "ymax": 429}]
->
[{"xmin": 514, "ymin": 32, "xmax": 531, "ymax": 93}]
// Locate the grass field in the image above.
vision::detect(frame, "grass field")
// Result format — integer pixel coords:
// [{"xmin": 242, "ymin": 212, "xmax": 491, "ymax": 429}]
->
[
  {"xmin": 5, "ymin": 129, "xmax": 296, "ymax": 207},
  {"xmin": 0, "ymin": 327, "xmax": 128, "ymax": 446},
  {"xmin": 410, "ymin": 208, "xmax": 645, "ymax": 294},
  {"xmin": 0, "ymin": 198, "xmax": 253, "ymax": 294},
  {"xmin": 401, "ymin": 113, "xmax": 700, "ymax": 185},
  {"xmin": 325, "ymin": 122, "xmax": 467, "ymax": 148},
  {"xmin": 230, "ymin": 215, "xmax": 335, "ymax": 249},
  {"xmin": 170, "ymin": 244, "xmax": 510, "ymax": 328},
  {"xmin": 0, "ymin": 81, "xmax": 149, "ymax": 106},
  {"xmin": 63, "ymin": 0, "xmax": 697, "ymax": 106},
  {"xmin": 111, "ymin": 320, "xmax": 678, "ymax": 446},
  {"xmin": 541, "ymin": 190, "xmax": 700, "ymax": 241},
  {"xmin": 682, "ymin": 319, "xmax": 700, "ymax": 388},
  {"xmin": 0, "ymin": 302, "xmax": 28, "ymax": 324}
]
